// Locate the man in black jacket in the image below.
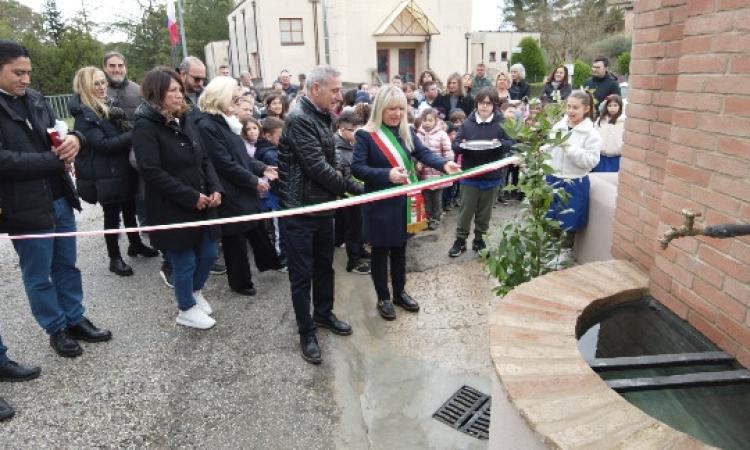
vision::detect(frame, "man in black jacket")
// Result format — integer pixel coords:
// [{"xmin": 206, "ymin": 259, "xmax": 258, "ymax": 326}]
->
[
  {"xmin": 278, "ymin": 65, "xmax": 357, "ymax": 364},
  {"xmin": 0, "ymin": 40, "xmax": 111, "ymax": 359},
  {"xmin": 584, "ymin": 56, "xmax": 621, "ymax": 108}
]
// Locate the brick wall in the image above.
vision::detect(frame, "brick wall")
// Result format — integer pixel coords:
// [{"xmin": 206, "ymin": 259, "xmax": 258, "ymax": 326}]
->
[{"xmin": 612, "ymin": 0, "xmax": 750, "ymax": 367}]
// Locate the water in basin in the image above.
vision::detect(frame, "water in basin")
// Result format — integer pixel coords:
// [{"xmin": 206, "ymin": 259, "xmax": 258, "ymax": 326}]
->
[{"xmin": 578, "ymin": 297, "xmax": 750, "ymax": 450}]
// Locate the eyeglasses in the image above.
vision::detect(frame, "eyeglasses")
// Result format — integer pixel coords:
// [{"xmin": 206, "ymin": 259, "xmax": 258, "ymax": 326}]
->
[
  {"xmin": 477, "ymin": 101, "xmax": 494, "ymax": 107},
  {"xmin": 93, "ymin": 80, "xmax": 107, "ymax": 87},
  {"xmin": 188, "ymin": 74, "xmax": 206, "ymax": 83}
]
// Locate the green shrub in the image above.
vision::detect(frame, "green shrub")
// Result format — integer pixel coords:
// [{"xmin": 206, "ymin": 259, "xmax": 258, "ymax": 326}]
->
[
  {"xmin": 529, "ymin": 82, "xmax": 544, "ymax": 98},
  {"xmin": 510, "ymin": 37, "xmax": 547, "ymax": 83},
  {"xmin": 572, "ymin": 60, "xmax": 591, "ymax": 90},
  {"xmin": 617, "ymin": 52, "xmax": 631, "ymax": 76},
  {"xmin": 584, "ymin": 33, "xmax": 632, "ymax": 62},
  {"xmin": 482, "ymin": 101, "xmax": 570, "ymax": 296}
]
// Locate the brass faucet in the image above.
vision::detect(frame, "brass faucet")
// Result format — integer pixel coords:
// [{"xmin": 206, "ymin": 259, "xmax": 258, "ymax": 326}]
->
[{"xmin": 659, "ymin": 209, "xmax": 750, "ymax": 249}]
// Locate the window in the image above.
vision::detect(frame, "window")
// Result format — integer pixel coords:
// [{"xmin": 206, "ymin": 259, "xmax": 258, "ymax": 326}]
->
[
  {"xmin": 280, "ymin": 18, "xmax": 303, "ymax": 45},
  {"xmin": 489, "ymin": 51, "xmax": 497, "ymax": 62},
  {"xmin": 501, "ymin": 51, "xmax": 508, "ymax": 62}
]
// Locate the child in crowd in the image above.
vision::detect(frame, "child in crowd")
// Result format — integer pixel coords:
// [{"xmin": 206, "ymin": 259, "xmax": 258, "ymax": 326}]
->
[
  {"xmin": 545, "ymin": 90, "xmax": 602, "ymax": 265},
  {"xmin": 444, "ymin": 110, "xmax": 467, "ymax": 211},
  {"xmin": 254, "ymin": 117, "xmax": 287, "ymax": 266},
  {"xmin": 416, "ymin": 108, "xmax": 454, "ymax": 230},
  {"xmin": 449, "ymin": 109, "xmax": 466, "ymax": 129},
  {"xmin": 334, "ymin": 111, "xmax": 370, "ymax": 274},
  {"xmin": 241, "ymin": 117, "xmax": 261, "ymax": 158},
  {"xmin": 592, "ymin": 95, "xmax": 625, "ymax": 172},
  {"xmin": 403, "ymin": 82, "xmax": 420, "ymax": 114},
  {"xmin": 449, "ymin": 88, "xmax": 515, "ymax": 257}
]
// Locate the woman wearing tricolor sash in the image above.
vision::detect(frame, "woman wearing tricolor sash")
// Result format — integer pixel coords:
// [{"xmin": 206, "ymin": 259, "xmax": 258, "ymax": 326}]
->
[{"xmin": 351, "ymin": 85, "xmax": 460, "ymax": 321}]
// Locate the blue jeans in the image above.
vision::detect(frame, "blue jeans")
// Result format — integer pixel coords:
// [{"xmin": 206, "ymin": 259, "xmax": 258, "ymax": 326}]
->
[
  {"xmin": 0, "ymin": 332, "xmax": 8, "ymax": 365},
  {"xmin": 12, "ymin": 198, "xmax": 85, "ymax": 335},
  {"xmin": 163, "ymin": 228, "xmax": 218, "ymax": 311}
]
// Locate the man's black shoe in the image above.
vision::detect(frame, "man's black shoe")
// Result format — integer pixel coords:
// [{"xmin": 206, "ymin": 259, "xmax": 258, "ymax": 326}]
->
[
  {"xmin": 0, "ymin": 398, "xmax": 14, "ymax": 421},
  {"xmin": 377, "ymin": 299, "xmax": 396, "ymax": 321},
  {"xmin": 472, "ymin": 238, "xmax": 486, "ymax": 252},
  {"xmin": 50, "ymin": 330, "xmax": 83, "ymax": 357},
  {"xmin": 359, "ymin": 247, "xmax": 371, "ymax": 259},
  {"xmin": 68, "ymin": 317, "xmax": 112, "ymax": 343},
  {"xmin": 394, "ymin": 292, "xmax": 420, "ymax": 312},
  {"xmin": 0, "ymin": 361, "xmax": 41, "ymax": 382},
  {"xmin": 300, "ymin": 335, "xmax": 322, "ymax": 364},
  {"xmin": 448, "ymin": 238, "xmax": 467, "ymax": 257},
  {"xmin": 232, "ymin": 286, "xmax": 257, "ymax": 296},
  {"xmin": 127, "ymin": 242, "xmax": 159, "ymax": 257},
  {"xmin": 109, "ymin": 257, "xmax": 134, "ymax": 276},
  {"xmin": 314, "ymin": 313, "xmax": 352, "ymax": 336}
]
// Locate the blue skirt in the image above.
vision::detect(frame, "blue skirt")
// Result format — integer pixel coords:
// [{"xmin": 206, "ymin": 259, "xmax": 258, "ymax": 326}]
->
[
  {"xmin": 546, "ymin": 175, "xmax": 591, "ymax": 232},
  {"xmin": 592, "ymin": 155, "xmax": 620, "ymax": 172}
]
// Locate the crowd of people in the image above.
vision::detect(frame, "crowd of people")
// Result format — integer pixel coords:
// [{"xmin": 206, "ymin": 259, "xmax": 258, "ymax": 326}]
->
[{"xmin": 0, "ymin": 36, "xmax": 626, "ymax": 419}]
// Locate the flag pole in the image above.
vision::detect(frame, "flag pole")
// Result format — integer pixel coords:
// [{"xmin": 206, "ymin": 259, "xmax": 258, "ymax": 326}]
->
[{"xmin": 177, "ymin": 0, "xmax": 188, "ymax": 59}]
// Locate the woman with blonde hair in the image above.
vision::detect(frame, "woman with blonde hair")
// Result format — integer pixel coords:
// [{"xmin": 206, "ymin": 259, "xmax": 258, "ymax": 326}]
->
[
  {"xmin": 195, "ymin": 76, "xmax": 280, "ymax": 297},
  {"xmin": 495, "ymin": 71, "xmax": 511, "ymax": 103},
  {"xmin": 351, "ymin": 85, "xmax": 460, "ymax": 321},
  {"xmin": 70, "ymin": 66, "xmax": 158, "ymax": 277}
]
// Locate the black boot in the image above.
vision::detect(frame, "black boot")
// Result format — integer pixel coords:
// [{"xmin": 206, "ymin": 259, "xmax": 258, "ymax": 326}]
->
[
  {"xmin": 109, "ymin": 257, "xmax": 134, "ymax": 276},
  {"xmin": 0, "ymin": 398, "xmax": 14, "ymax": 421},
  {"xmin": 49, "ymin": 329, "xmax": 83, "ymax": 357},
  {"xmin": 300, "ymin": 335, "xmax": 321, "ymax": 364},
  {"xmin": 127, "ymin": 241, "xmax": 159, "ymax": 257}
]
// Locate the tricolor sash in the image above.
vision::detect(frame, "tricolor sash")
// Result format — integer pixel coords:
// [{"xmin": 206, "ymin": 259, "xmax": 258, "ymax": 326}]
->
[{"xmin": 371, "ymin": 126, "xmax": 428, "ymax": 234}]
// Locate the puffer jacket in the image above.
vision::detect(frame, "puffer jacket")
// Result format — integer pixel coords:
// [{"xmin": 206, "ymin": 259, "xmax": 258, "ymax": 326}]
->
[
  {"xmin": 595, "ymin": 114, "xmax": 625, "ymax": 157},
  {"xmin": 0, "ymin": 88, "xmax": 82, "ymax": 234},
  {"xmin": 70, "ymin": 95, "xmax": 136, "ymax": 205},
  {"xmin": 547, "ymin": 116, "xmax": 602, "ymax": 179},
  {"xmin": 416, "ymin": 125, "xmax": 453, "ymax": 179},
  {"xmin": 278, "ymin": 96, "xmax": 351, "ymax": 213}
]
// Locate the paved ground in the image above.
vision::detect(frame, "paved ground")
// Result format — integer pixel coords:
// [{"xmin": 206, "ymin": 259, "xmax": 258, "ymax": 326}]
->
[{"xmin": 0, "ymin": 198, "xmax": 520, "ymax": 448}]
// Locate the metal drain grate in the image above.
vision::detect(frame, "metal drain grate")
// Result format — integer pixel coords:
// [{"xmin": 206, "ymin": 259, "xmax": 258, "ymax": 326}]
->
[{"xmin": 433, "ymin": 385, "xmax": 491, "ymax": 440}]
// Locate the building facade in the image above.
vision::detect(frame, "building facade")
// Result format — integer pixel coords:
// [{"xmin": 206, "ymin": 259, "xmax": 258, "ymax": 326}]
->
[{"xmin": 227, "ymin": 0, "xmax": 474, "ymax": 87}]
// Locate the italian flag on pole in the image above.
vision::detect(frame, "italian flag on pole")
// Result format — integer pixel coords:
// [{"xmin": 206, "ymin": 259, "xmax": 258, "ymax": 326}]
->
[
  {"xmin": 167, "ymin": 0, "xmax": 180, "ymax": 47},
  {"xmin": 371, "ymin": 126, "xmax": 428, "ymax": 234}
]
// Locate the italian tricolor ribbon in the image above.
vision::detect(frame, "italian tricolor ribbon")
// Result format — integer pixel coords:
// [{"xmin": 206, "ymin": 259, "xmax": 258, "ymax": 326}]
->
[{"xmin": 371, "ymin": 126, "xmax": 428, "ymax": 234}]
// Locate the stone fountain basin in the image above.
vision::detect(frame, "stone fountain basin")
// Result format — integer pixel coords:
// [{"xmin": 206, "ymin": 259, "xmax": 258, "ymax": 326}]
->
[{"xmin": 488, "ymin": 260, "xmax": 717, "ymax": 449}]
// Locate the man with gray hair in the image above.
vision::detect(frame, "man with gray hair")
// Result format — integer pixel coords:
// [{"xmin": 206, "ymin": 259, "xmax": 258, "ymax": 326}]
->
[
  {"xmin": 178, "ymin": 56, "xmax": 207, "ymax": 105},
  {"xmin": 103, "ymin": 51, "xmax": 141, "ymax": 120},
  {"xmin": 278, "ymin": 65, "xmax": 359, "ymax": 364},
  {"xmin": 239, "ymin": 70, "xmax": 253, "ymax": 89}
]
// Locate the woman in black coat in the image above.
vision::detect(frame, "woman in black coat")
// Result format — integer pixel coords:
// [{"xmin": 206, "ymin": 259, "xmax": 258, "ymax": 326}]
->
[
  {"xmin": 351, "ymin": 85, "xmax": 460, "ymax": 321},
  {"xmin": 133, "ymin": 67, "xmax": 223, "ymax": 330},
  {"xmin": 71, "ymin": 67, "xmax": 157, "ymax": 277},
  {"xmin": 196, "ymin": 76, "xmax": 280, "ymax": 297}
]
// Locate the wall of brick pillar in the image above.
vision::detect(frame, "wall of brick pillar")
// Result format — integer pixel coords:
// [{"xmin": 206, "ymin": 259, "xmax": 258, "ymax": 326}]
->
[{"xmin": 612, "ymin": 0, "xmax": 750, "ymax": 366}]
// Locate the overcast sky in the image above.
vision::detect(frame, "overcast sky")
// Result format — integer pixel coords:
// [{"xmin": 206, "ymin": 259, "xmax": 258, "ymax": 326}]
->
[{"xmin": 19, "ymin": 0, "xmax": 503, "ymax": 42}]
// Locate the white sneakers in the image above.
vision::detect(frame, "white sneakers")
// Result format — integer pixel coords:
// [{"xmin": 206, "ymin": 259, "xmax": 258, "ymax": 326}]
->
[
  {"xmin": 175, "ymin": 291, "xmax": 215, "ymax": 329},
  {"xmin": 176, "ymin": 306, "xmax": 215, "ymax": 329},
  {"xmin": 193, "ymin": 290, "xmax": 213, "ymax": 315}
]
